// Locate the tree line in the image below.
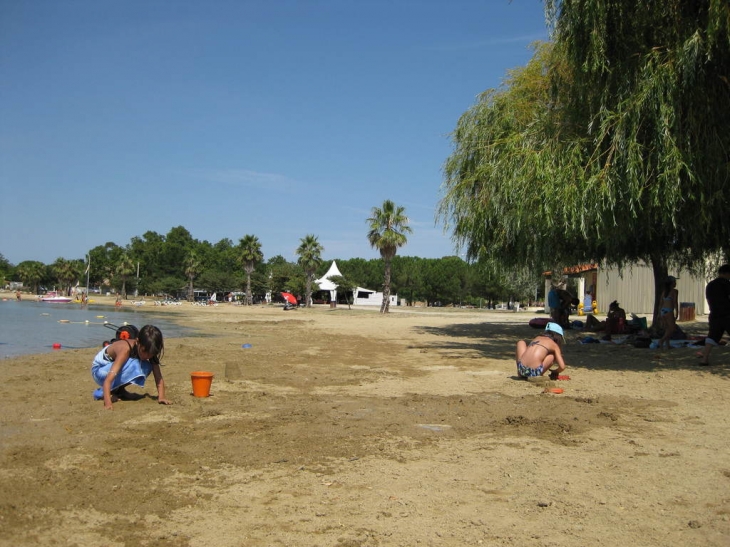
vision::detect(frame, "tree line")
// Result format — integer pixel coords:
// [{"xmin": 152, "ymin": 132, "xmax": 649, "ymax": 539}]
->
[
  {"xmin": 0, "ymin": 235, "xmax": 542, "ymax": 309},
  {"xmin": 0, "ymin": 200, "xmax": 544, "ymax": 310}
]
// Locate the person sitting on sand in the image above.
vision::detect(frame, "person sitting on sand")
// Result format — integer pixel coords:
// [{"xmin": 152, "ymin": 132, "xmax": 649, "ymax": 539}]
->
[
  {"xmin": 605, "ymin": 300, "xmax": 627, "ymax": 334},
  {"xmin": 91, "ymin": 324, "xmax": 171, "ymax": 410},
  {"xmin": 585, "ymin": 300, "xmax": 626, "ymax": 333},
  {"xmin": 515, "ymin": 322, "xmax": 567, "ymax": 379}
]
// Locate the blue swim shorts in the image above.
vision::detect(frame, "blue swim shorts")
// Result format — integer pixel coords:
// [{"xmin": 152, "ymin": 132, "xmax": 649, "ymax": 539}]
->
[
  {"xmin": 517, "ymin": 361, "xmax": 544, "ymax": 378},
  {"xmin": 90, "ymin": 347, "xmax": 152, "ymax": 390}
]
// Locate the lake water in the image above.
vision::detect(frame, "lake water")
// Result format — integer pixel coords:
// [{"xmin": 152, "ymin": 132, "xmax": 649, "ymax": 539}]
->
[{"xmin": 0, "ymin": 299, "xmax": 193, "ymax": 359}]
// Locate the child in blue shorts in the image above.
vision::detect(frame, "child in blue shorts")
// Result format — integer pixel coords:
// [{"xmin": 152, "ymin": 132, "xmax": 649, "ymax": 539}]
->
[
  {"xmin": 91, "ymin": 324, "xmax": 171, "ymax": 410},
  {"xmin": 515, "ymin": 322, "xmax": 567, "ymax": 379}
]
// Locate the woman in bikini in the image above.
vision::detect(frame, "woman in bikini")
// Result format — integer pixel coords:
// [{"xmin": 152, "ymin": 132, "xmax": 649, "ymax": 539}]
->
[
  {"xmin": 515, "ymin": 322, "xmax": 567, "ymax": 379},
  {"xmin": 91, "ymin": 324, "xmax": 171, "ymax": 410},
  {"xmin": 657, "ymin": 276, "xmax": 679, "ymax": 350}
]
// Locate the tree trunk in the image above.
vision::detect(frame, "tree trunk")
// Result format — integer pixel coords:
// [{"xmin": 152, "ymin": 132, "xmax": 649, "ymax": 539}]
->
[
  {"xmin": 649, "ymin": 254, "xmax": 669, "ymax": 336},
  {"xmin": 381, "ymin": 258, "xmax": 392, "ymax": 313},
  {"xmin": 246, "ymin": 272, "xmax": 252, "ymax": 306},
  {"xmin": 305, "ymin": 275, "xmax": 313, "ymax": 308}
]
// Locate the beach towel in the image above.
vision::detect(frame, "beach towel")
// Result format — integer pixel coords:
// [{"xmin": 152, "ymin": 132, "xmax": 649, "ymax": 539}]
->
[{"xmin": 91, "ymin": 347, "xmax": 153, "ymax": 397}]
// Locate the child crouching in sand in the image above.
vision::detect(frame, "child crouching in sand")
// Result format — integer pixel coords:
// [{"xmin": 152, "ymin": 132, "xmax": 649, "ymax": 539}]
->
[
  {"xmin": 91, "ymin": 324, "xmax": 171, "ymax": 410},
  {"xmin": 515, "ymin": 322, "xmax": 567, "ymax": 379}
]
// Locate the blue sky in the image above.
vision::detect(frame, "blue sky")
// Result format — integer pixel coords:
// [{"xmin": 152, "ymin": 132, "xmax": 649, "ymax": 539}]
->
[{"xmin": 0, "ymin": 0, "xmax": 549, "ymax": 265}]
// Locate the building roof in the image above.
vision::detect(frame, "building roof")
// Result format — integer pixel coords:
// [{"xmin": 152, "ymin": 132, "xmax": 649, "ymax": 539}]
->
[{"xmin": 543, "ymin": 264, "xmax": 598, "ymax": 277}]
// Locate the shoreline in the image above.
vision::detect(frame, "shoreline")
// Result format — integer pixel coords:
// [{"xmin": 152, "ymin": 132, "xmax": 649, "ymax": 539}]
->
[{"xmin": 1, "ymin": 291, "xmax": 708, "ymax": 361}]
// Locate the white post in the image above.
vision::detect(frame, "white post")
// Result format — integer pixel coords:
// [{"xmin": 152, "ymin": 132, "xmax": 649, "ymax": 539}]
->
[
  {"xmin": 85, "ymin": 254, "xmax": 90, "ymax": 297},
  {"xmin": 577, "ymin": 277, "xmax": 586, "ymax": 315}
]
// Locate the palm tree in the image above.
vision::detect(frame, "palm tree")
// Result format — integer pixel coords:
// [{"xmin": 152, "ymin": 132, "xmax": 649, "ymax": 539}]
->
[
  {"xmin": 16, "ymin": 260, "xmax": 45, "ymax": 294},
  {"xmin": 184, "ymin": 252, "xmax": 202, "ymax": 302},
  {"xmin": 52, "ymin": 258, "xmax": 81, "ymax": 296},
  {"xmin": 367, "ymin": 199, "xmax": 412, "ymax": 313},
  {"xmin": 116, "ymin": 253, "xmax": 136, "ymax": 299},
  {"xmin": 238, "ymin": 235, "xmax": 263, "ymax": 305},
  {"xmin": 296, "ymin": 234, "xmax": 323, "ymax": 308}
]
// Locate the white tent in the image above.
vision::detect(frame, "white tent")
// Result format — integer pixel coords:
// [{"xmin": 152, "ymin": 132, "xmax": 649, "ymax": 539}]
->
[
  {"xmin": 315, "ymin": 261, "xmax": 398, "ymax": 307},
  {"xmin": 314, "ymin": 260, "xmax": 343, "ymax": 302}
]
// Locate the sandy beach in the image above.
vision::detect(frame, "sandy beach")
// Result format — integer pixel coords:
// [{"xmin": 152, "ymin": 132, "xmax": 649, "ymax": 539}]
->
[{"xmin": 1, "ymin": 298, "xmax": 728, "ymax": 546}]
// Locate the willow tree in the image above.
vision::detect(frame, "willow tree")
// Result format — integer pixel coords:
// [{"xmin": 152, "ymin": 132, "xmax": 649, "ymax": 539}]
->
[
  {"xmin": 296, "ymin": 234, "xmax": 323, "ymax": 308},
  {"xmin": 545, "ymin": 0, "xmax": 730, "ymax": 326},
  {"xmin": 439, "ymin": 43, "xmax": 589, "ymax": 271},
  {"xmin": 367, "ymin": 200, "xmax": 412, "ymax": 313},
  {"xmin": 238, "ymin": 235, "xmax": 263, "ymax": 305},
  {"xmin": 441, "ymin": 2, "xmax": 730, "ymax": 326}
]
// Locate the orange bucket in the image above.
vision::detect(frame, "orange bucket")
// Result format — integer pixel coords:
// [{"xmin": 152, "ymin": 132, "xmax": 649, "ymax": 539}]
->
[{"xmin": 190, "ymin": 371, "xmax": 214, "ymax": 397}]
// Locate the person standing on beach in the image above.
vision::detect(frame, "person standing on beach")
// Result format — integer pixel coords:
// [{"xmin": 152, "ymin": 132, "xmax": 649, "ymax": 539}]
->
[
  {"xmin": 699, "ymin": 264, "xmax": 730, "ymax": 366},
  {"xmin": 658, "ymin": 275, "xmax": 679, "ymax": 350},
  {"xmin": 548, "ymin": 282, "xmax": 573, "ymax": 326}
]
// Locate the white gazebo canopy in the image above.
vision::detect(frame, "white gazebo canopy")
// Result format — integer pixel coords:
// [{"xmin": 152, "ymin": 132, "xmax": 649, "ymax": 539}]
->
[{"xmin": 314, "ymin": 260, "xmax": 343, "ymax": 301}]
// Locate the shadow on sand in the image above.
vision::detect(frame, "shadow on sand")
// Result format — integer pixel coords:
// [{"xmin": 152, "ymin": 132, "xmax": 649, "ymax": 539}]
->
[{"xmin": 410, "ymin": 320, "xmax": 729, "ymax": 378}]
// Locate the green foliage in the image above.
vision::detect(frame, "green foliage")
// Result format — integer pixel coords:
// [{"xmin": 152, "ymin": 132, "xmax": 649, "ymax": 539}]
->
[
  {"xmin": 239, "ymin": 235, "xmax": 264, "ymax": 305},
  {"xmin": 9, "ymin": 222, "xmax": 542, "ymax": 306},
  {"xmin": 115, "ymin": 253, "xmax": 136, "ymax": 299},
  {"xmin": 184, "ymin": 252, "xmax": 202, "ymax": 302},
  {"xmin": 327, "ymin": 274, "xmax": 357, "ymax": 308},
  {"xmin": 548, "ymin": 0, "xmax": 730, "ymax": 326},
  {"xmin": 146, "ymin": 276, "xmax": 186, "ymax": 298},
  {"xmin": 544, "ymin": 0, "xmax": 730, "ymax": 267},
  {"xmin": 16, "ymin": 260, "xmax": 46, "ymax": 294},
  {"xmin": 439, "ymin": 43, "xmax": 585, "ymax": 271},
  {"xmin": 0, "ymin": 253, "xmax": 12, "ymax": 285},
  {"xmin": 367, "ymin": 200, "xmax": 412, "ymax": 313},
  {"xmin": 336, "ymin": 258, "xmax": 382, "ymax": 290},
  {"xmin": 51, "ymin": 257, "xmax": 81, "ymax": 296},
  {"xmin": 197, "ymin": 270, "xmax": 243, "ymax": 294},
  {"xmin": 267, "ymin": 256, "xmax": 305, "ymax": 301},
  {"xmin": 296, "ymin": 234, "xmax": 324, "ymax": 307},
  {"xmin": 162, "ymin": 226, "xmax": 196, "ymax": 277},
  {"xmin": 391, "ymin": 256, "xmax": 423, "ymax": 306},
  {"xmin": 441, "ymin": 2, "xmax": 729, "ymax": 323}
]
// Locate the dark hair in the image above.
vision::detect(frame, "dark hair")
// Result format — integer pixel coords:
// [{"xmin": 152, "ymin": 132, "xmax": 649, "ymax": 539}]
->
[
  {"xmin": 719, "ymin": 264, "xmax": 730, "ymax": 275},
  {"xmin": 662, "ymin": 278, "xmax": 676, "ymax": 297},
  {"xmin": 138, "ymin": 325, "xmax": 164, "ymax": 362},
  {"xmin": 609, "ymin": 300, "xmax": 620, "ymax": 309},
  {"xmin": 539, "ymin": 331, "xmax": 563, "ymax": 345},
  {"xmin": 115, "ymin": 324, "xmax": 139, "ymax": 340}
]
